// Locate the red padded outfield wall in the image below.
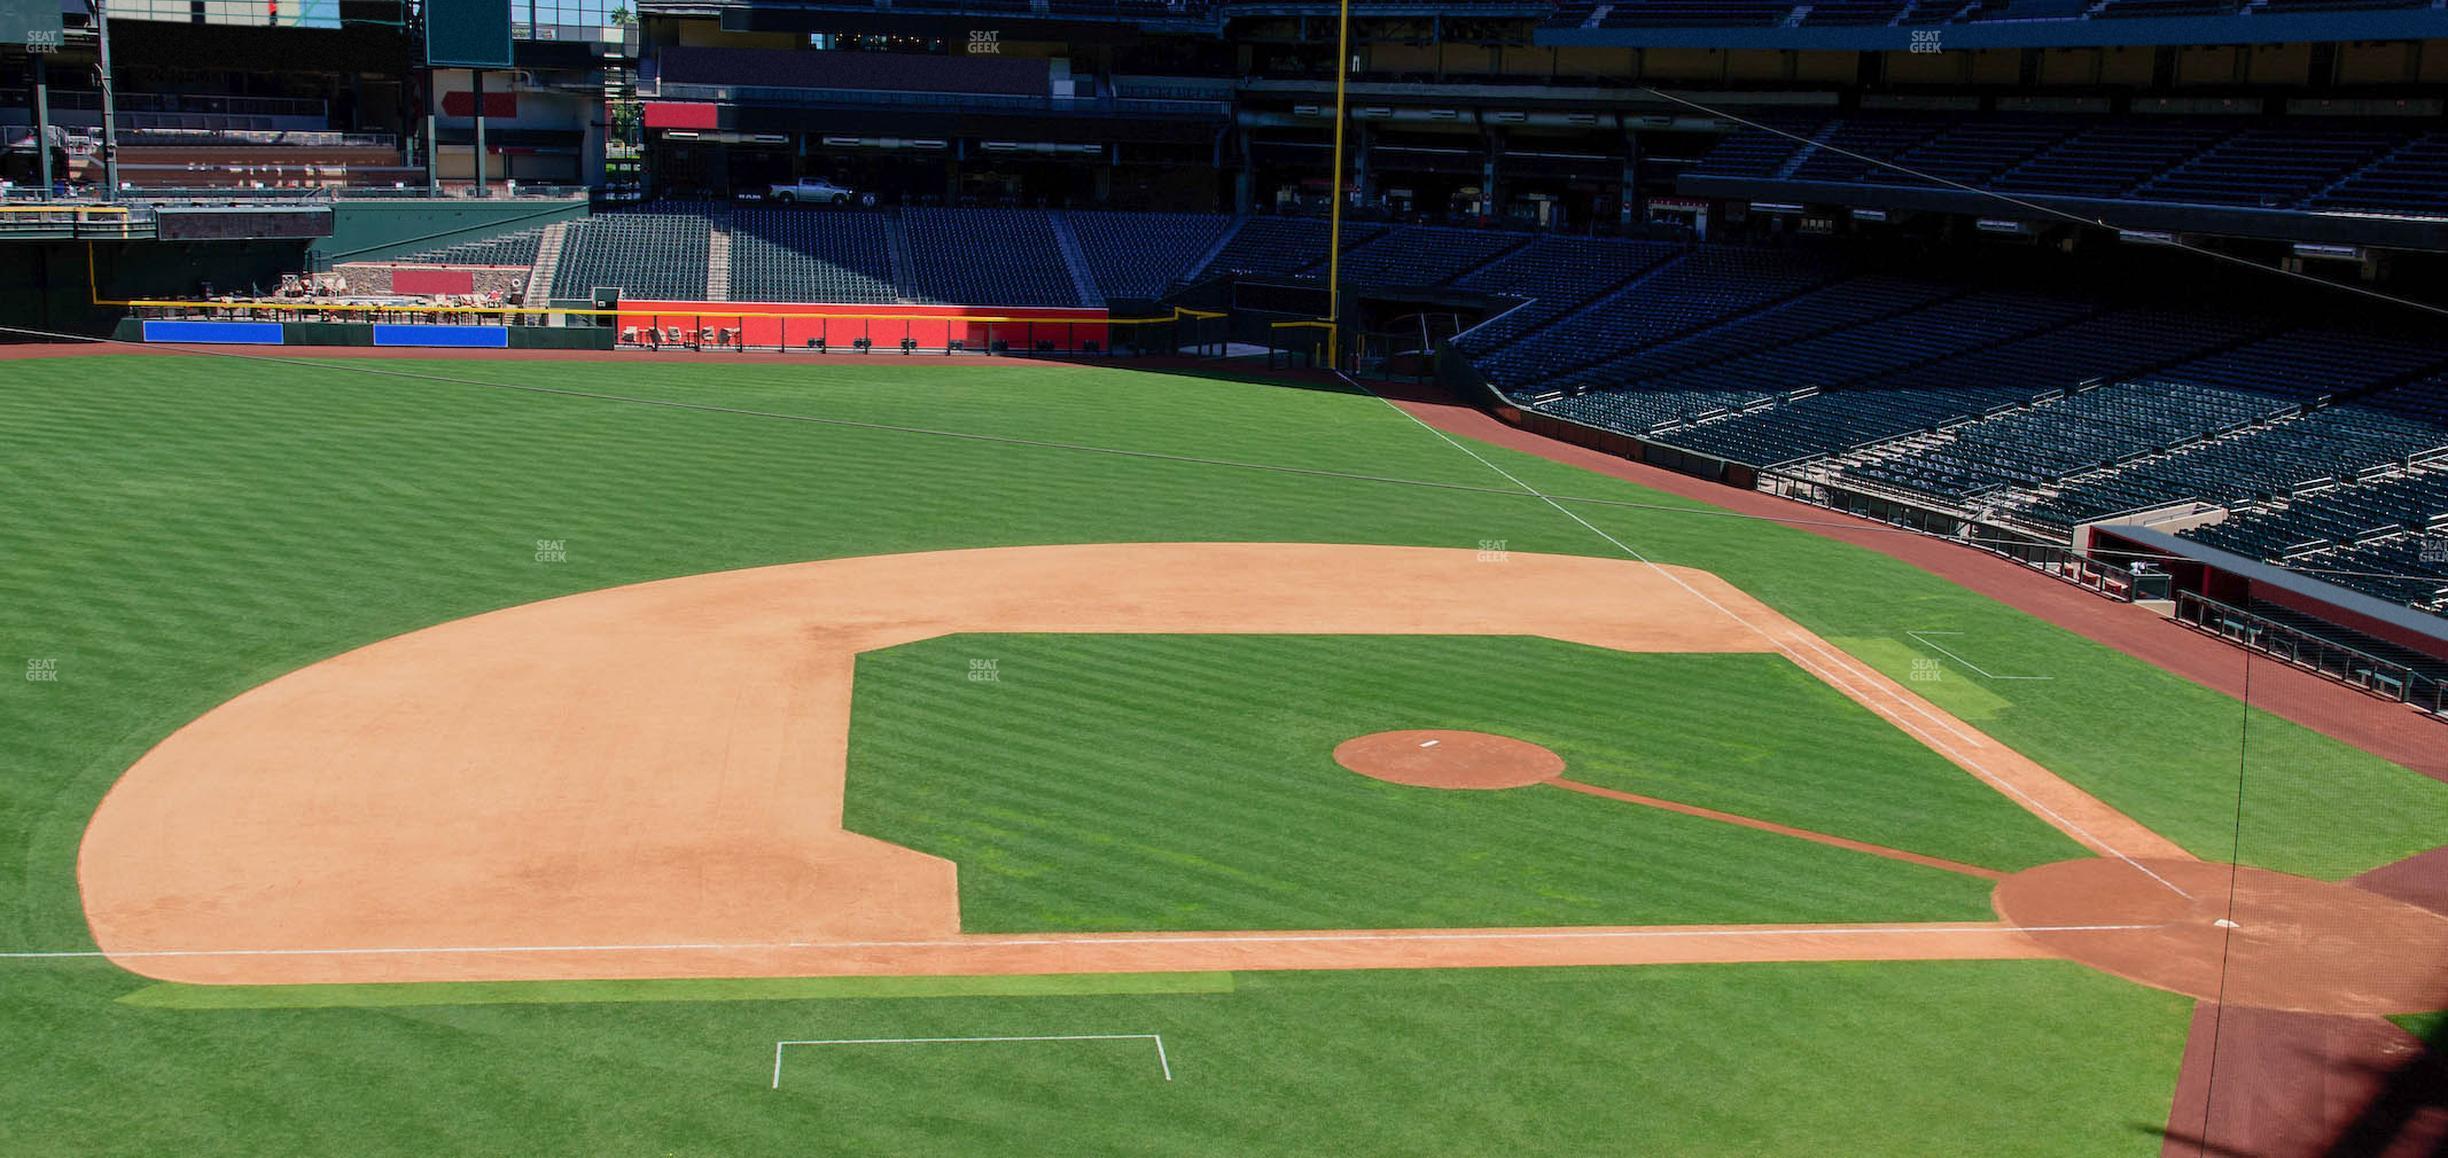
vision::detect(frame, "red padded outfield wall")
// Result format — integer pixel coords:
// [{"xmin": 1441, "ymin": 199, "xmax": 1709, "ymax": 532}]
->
[{"xmin": 618, "ymin": 301, "xmax": 1112, "ymax": 352}]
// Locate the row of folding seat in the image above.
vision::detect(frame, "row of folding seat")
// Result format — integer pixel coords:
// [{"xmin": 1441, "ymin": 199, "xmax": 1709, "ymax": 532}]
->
[
  {"xmin": 1448, "ymin": 238, "xmax": 1684, "ymax": 355},
  {"xmin": 551, "ymin": 204, "xmax": 716, "ymax": 300},
  {"xmin": 1687, "ymin": 115, "xmax": 2448, "ymax": 218},
  {"xmin": 900, "ymin": 208, "xmax": 1083, "ymax": 308},
  {"xmin": 729, "ymin": 209, "xmax": 896, "ymax": 304},
  {"xmin": 1477, "ymin": 248, "xmax": 1832, "ymax": 388},
  {"xmin": 401, "ymin": 228, "xmax": 543, "ymax": 268},
  {"xmin": 1068, "ymin": 211, "xmax": 1237, "ymax": 299}
]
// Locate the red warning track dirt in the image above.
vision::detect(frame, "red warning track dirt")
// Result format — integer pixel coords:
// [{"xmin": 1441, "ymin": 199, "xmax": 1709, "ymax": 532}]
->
[
  {"xmin": 2161, "ymin": 1004, "xmax": 2448, "ymax": 1158},
  {"xmin": 78, "ymin": 542, "xmax": 2144, "ymax": 986}
]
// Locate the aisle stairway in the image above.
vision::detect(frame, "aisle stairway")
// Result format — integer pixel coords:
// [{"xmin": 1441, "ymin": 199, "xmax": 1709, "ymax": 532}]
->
[{"xmin": 527, "ymin": 222, "xmax": 569, "ymax": 306}]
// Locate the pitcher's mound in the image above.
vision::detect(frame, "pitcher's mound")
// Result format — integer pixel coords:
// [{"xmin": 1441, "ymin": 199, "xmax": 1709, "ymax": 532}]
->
[{"xmin": 1334, "ymin": 730, "xmax": 1564, "ymax": 790}]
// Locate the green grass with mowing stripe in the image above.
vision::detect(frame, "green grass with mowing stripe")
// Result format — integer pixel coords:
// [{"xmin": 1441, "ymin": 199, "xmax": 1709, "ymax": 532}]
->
[
  {"xmin": 0, "ymin": 352, "xmax": 2432, "ymax": 1152},
  {"xmin": 2, "ymin": 958, "xmax": 2186, "ymax": 1155},
  {"xmin": 845, "ymin": 634, "xmax": 2080, "ymax": 932}
]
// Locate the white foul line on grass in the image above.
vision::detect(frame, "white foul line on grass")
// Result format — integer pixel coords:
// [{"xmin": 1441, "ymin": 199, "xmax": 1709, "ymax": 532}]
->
[
  {"xmin": 1346, "ymin": 375, "xmax": 2193, "ymax": 900},
  {"xmin": 0, "ymin": 922, "xmax": 2167, "ymax": 962},
  {"xmin": 772, "ymin": 1034, "xmax": 1171, "ymax": 1089},
  {"xmin": 1906, "ymin": 631, "xmax": 2054, "ymax": 682}
]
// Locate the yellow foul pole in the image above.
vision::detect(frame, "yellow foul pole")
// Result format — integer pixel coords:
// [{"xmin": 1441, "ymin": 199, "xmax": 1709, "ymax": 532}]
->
[{"xmin": 1324, "ymin": 0, "xmax": 1352, "ymax": 370}]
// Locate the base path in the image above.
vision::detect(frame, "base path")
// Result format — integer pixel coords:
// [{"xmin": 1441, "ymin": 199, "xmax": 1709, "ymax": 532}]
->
[{"xmin": 78, "ymin": 543, "xmax": 2146, "ymax": 985}]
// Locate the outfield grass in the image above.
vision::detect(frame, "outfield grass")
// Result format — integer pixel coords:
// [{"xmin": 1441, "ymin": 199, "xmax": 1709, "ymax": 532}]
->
[
  {"xmin": 0, "ymin": 352, "xmax": 2437, "ymax": 1152},
  {"xmin": 2, "ymin": 958, "xmax": 2188, "ymax": 1155},
  {"xmin": 846, "ymin": 634, "xmax": 2080, "ymax": 932}
]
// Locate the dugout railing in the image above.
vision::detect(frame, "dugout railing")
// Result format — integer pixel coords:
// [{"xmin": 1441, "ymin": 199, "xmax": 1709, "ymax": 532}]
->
[{"xmin": 2174, "ymin": 590, "xmax": 2448, "ymax": 718}]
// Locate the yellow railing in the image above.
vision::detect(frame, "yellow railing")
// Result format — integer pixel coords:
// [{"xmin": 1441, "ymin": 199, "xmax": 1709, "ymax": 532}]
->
[{"xmin": 0, "ymin": 203, "xmax": 133, "ymax": 217}]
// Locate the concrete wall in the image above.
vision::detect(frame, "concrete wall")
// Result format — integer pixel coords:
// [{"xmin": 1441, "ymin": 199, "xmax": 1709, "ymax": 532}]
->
[{"xmin": 0, "ymin": 237, "xmax": 310, "ymax": 337}]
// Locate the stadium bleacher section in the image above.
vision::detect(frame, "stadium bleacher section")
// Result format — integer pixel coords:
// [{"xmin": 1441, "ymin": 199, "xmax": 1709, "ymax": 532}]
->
[
  {"xmin": 1065, "ymin": 211, "xmax": 1238, "ymax": 299},
  {"xmin": 899, "ymin": 208, "xmax": 1086, "ymax": 308},
  {"xmin": 1685, "ymin": 115, "xmax": 2448, "ymax": 219},
  {"xmin": 2184, "ymin": 467, "xmax": 2448, "ymax": 609},
  {"xmin": 1201, "ymin": 216, "xmax": 1388, "ymax": 280},
  {"xmin": 1447, "ymin": 237, "xmax": 1684, "ymax": 353},
  {"xmin": 397, "ymin": 228, "xmax": 545, "ymax": 269},
  {"xmin": 1473, "ymin": 246, "xmax": 1836, "ymax": 390},
  {"xmin": 729, "ymin": 209, "xmax": 898, "ymax": 304},
  {"xmin": 551, "ymin": 204, "xmax": 716, "ymax": 301}
]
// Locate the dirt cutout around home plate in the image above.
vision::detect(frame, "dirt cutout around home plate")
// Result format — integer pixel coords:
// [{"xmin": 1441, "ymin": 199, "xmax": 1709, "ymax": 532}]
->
[
  {"xmin": 1334, "ymin": 730, "xmax": 1565, "ymax": 789},
  {"xmin": 79, "ymin": 542, "xmax": 2173, "ymax": 985},
  {"xmin": 1993, "ymin": 857, "xmax": 2448, "ymax": 1015}
]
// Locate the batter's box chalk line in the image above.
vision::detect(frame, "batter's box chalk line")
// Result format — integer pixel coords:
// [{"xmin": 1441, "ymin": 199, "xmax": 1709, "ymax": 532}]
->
[{"xmin": 771, "ymin": 1033, "xmax": 1173, "ymax": 1089}]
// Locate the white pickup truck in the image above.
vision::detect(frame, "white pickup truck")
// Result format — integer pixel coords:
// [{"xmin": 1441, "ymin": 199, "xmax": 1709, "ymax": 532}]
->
[{"xmin": 768, "ymin": 178, "xmax": 856, "ymax": 205}]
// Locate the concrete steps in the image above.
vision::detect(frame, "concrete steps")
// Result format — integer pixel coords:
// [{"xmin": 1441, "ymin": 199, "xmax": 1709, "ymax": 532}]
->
[
  {"xmin": 1048, "ymin": 211, "xmax": 1106, "ymax": 308},
  {"xmin": 528, "ymin": 221, "xmax": 569, "ymax": 303}
]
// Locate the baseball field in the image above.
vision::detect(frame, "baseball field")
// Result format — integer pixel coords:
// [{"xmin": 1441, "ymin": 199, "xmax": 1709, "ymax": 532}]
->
[{"xmin": 4, "ymin": 349, "xmax": 2445, "ymax": 1153}]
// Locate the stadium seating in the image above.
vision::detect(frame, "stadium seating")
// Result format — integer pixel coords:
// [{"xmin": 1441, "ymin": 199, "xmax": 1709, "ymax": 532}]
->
[
  {"xmin": 1687, "ymin": 114, "xmax": 2448, "ymax": 218},
  {"xmin": 2136, "ymin": 125, "xmax": 2408, "ymax": 209},
  {"xmin": 551, "ymin": 203, "xmax": 716, "ymax": 301},
  {"xmin": 1473, "ymin": 246, "xmax": 1834, "ymax": 389},
  {"xmin": 729, "ymin": 209, "xmax": 898, "ymax": 304},
  {"xmin": 1541, "ymin": 274, "xmax": 1965, "ymax": 400},
  {"xmin": 1067, "ymin": 210, "xmax": 1237, "ymax": 298},
  {"xmin": 398, "ymin": 228, "xmax": 544, "ymax": 268},
  {"xmin": 2186, "ymin": 468, "xmax": 2448, "ymax": 591},
  {"xmin": 1327, "ymin": 227, "xmax": 1537, "ymax": 290},
  {"xmin": 900, "ymin": 208, "xmax": 1085, "ymax": 307},
  {"xmin": 2307, "ymin": 133, "xmax": 2448, "ymax": 217},
  {"xmin": 1448, "ymin": 237, "xmax": 1684, "ymax": 354},
  {"xmin": 1197, "ymin": 216, "xmax": 1386, "ymax": 280}
]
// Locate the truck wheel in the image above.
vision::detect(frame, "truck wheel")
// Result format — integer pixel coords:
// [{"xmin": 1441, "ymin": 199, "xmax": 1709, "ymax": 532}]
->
[{"xmin": 833, "ymin": 195, "xmax": 849, "ymax": 206}]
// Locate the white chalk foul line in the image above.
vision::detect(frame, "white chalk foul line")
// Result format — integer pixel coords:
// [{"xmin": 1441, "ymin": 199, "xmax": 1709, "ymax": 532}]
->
[
  {"xmin": 773, "ymin": 1034, "xmax": 1172, "ymax": 1089},
  {"xmin": 1352, "ymin": 379, "xmax": 2192, "ymax": 901},
  {"xmin": 0, "ymin": 922, "xmax": 2167, "ymax": 962},
  {"xmin": 1906, "ymin": 631, "xmax": 2055, "ymax": 682}
]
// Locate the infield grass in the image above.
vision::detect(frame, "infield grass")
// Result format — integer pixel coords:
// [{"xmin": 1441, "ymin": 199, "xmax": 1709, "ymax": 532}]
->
[{"xmin": 846, "ymin": 634, "xmax": 2081, "ymax": 932}]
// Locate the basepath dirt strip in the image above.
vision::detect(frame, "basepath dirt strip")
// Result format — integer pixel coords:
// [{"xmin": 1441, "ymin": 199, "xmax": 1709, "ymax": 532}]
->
[{"xmin": 78, "ymin": 543, "xmax": 2165, "ymax": 986}]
